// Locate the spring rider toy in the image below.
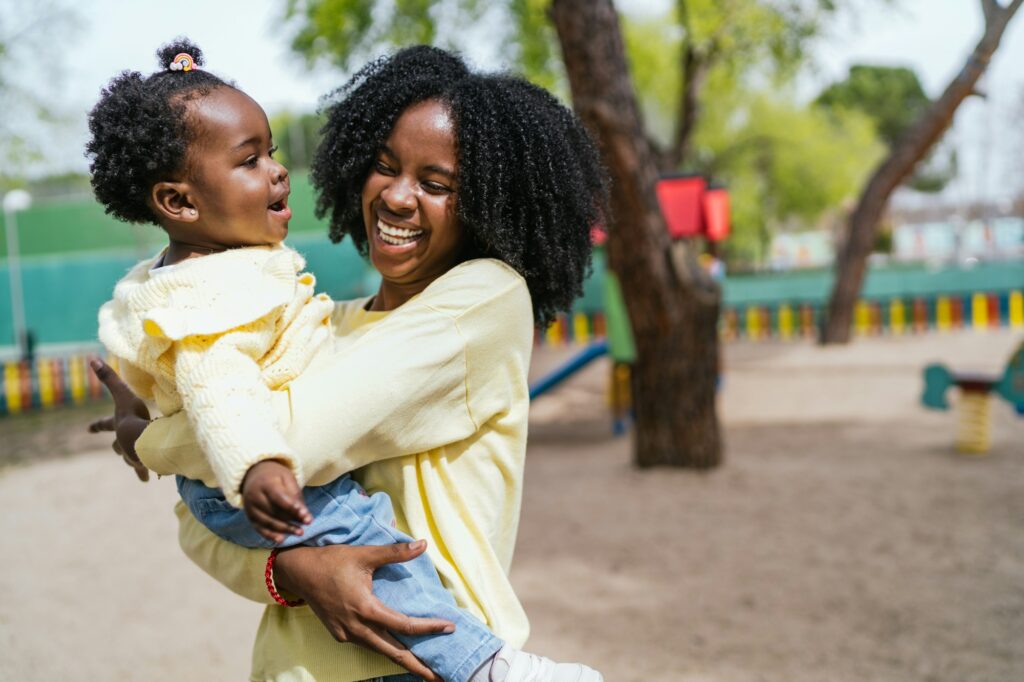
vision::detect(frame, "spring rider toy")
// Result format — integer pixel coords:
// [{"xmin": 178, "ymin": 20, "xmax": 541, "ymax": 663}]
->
[{"xmin": 921, "ymin": 340, "xmax": 1024, "ymax": 453}]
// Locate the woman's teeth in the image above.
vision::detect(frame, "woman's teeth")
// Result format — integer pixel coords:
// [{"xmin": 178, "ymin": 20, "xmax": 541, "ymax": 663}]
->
[{"xmin": 377, "ymin": 219, "xmax": 424, "ymax": 246}]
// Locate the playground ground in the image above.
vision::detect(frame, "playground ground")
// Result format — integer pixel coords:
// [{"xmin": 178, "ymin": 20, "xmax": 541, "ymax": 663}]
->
[{"xmin": 1, "ymin": 329, "xmax": 1022, "ymax": 681}]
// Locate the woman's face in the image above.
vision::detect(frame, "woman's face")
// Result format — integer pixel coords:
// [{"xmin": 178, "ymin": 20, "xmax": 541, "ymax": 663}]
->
[{"xmin": 361, "ymin": 99, "xmax": 465, "ymax": 302}]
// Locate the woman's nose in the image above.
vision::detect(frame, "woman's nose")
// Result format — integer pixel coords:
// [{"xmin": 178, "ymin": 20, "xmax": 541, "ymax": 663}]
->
[{"xmin": 381, "ymin": 177, "xmax": 416, "ymax": 213}]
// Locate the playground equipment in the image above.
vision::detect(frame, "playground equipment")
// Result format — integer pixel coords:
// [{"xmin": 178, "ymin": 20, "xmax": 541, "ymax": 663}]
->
[
  {"xmin": 921, "ymin": 341, "xmax": 1024, "ymax": 453},
  {"xmin": 529, "ymin": 269, "xmax": 639, "ymax": 434}
]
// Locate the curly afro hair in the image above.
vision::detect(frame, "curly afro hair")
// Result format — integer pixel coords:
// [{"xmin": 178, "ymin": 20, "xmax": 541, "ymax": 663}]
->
[
  {"xmin": 85, "ymin": 38, "xmax": 234, "ymax": 224},
  {"xmin": 311, "ymin": 46, "xmax": 608, "ymax": 327}
]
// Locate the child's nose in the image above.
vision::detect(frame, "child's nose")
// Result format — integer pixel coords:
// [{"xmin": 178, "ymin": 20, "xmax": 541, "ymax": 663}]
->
[{"xmin": 272, "ymin": 161, "xmax": 289, "ymax": 183}]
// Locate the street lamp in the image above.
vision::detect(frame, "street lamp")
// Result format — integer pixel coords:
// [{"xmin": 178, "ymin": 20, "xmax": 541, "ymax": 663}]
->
[{"xmin": 3, "ymin": 189, "xmax": 32, "ymax": 360}]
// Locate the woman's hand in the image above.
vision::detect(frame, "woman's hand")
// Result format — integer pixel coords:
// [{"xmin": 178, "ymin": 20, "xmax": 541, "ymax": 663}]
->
[
  {"xmin": 273, "ymin": 540, "xmax": 454, "ymax": 682},
  {"xmin": 87, "ymin": 359, "xmax": 152, "ymax": 482}
]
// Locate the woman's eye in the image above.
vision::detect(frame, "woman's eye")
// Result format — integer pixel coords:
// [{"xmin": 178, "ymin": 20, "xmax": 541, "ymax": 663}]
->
[
  {"xmin": 374, "ymin": 160, "xmax": 395, "ymax": 175},
  {"xmin": 423, "ymin": 181, "xmax": 451, "ymax": 194}
]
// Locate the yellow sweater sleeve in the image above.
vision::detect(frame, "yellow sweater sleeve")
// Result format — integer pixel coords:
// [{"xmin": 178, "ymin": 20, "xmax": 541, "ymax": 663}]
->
[
  {"xmin": 175, "ymin": 500, "xmax": 276, "ymax": 605},
  {"xmin": 174, "ymin": 330, "xmax": 302, "ymax": 507}
]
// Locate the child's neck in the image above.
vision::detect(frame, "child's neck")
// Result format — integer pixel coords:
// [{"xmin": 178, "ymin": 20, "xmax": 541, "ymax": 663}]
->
[{"xmin": 161, "ymin": 240, "xmax": 227, "ymax": 267}]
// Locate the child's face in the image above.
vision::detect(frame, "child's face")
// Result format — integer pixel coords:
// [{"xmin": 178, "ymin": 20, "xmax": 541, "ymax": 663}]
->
[
  {"xmin": 174, "ymin": 88, "xmax": 291, "ymax": 249},
  {"xmin": 361, "ymin": 99, "xmax": 465, "ymax": 293}
]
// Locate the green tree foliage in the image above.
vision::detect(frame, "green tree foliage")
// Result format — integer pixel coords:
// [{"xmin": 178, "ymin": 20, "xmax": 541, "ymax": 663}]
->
[
  {"xmin": 693, "ymin": 75, "xmax": 884, "ymax": 264},
  {"xmin": 281, "ymin": 0, "xmax": 562, "ymax": 88},
  {"xmin": 817, "ymin": 65, "xmax": 928, "ymax": 146},
  {"xmin": 816, "ymin": 64, "xmax": 955, "ymax": 192},
  {"xmin": 621, "ymin": 1, "xmax": 845, "ymax": 165}
]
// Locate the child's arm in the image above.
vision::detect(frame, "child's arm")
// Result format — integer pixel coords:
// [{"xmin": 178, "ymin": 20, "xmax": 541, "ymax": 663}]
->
[{"xmin": 173, "ymin": 330, "xmax": 305, "ymax": 510}]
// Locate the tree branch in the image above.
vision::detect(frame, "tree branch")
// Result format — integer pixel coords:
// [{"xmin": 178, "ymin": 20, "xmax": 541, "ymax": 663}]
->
[{"xmin": 981, "ymin": 0, "xmax": 998, "ymax": 24}]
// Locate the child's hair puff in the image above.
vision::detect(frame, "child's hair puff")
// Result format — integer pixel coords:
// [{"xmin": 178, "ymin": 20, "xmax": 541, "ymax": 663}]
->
[
  {"xmin": 85, "ymin": 37, "xmax": 233, "ymax": 224},
  {"xmin": 311, "ymin": 45, "xmax": 609, "ymax": 327}
]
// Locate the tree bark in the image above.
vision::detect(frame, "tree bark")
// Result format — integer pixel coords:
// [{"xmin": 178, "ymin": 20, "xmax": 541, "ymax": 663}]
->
[
  {"xmin": 550, "ymin": 0, "xmax": 722, "ymax": 468},
  {"xmin": 821, "ymin": 0, "xmax": 1023, "ymax": 344}
]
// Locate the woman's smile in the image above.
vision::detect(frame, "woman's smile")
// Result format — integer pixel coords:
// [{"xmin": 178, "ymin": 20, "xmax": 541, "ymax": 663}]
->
[{"xmin": 374, "ymin": 216, "xmax": 426, "ymax": 249}]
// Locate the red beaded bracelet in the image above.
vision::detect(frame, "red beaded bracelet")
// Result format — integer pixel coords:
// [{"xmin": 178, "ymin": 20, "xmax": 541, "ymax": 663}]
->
[{"xmin": 265, "ymin": 548, "xmax": 305, "ymax": 607}]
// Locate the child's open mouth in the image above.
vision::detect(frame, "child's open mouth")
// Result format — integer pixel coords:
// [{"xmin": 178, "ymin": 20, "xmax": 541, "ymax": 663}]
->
[{"xmin": 268, "ymin": 198, "xmax": 292, "ymax": 220}]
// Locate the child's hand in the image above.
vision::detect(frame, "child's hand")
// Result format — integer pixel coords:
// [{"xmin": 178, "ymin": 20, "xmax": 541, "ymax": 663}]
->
[
  {"xmin": 87, "ymin": 359, "xmax": 152, "ymax": 482},
  {"xmin": 241, "ymin": 460, "xmax": 313, "ymax": 544}
]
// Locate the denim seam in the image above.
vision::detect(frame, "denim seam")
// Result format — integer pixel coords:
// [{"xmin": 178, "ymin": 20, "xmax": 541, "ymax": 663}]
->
[{"xmin": 449, "ymin": 636, "xmax": 504, "ymax": 682}]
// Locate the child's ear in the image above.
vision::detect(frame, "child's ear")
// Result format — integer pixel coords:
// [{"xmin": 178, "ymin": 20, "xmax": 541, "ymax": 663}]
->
[{"xmin": 151, "ymin": 182, "xmax": 198, "ymax": 223}]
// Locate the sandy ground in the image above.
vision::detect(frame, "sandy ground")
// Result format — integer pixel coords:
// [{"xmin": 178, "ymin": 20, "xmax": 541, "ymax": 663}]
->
[{"xmin": 1, "ymin": 330, "xmax": 1022, "ymax": 681}]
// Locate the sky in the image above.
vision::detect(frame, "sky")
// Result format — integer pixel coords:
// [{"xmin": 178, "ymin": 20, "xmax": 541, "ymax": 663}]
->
[{"xmin": 7, "ymin": 0, "xmax": 1024, "ymax": 203}]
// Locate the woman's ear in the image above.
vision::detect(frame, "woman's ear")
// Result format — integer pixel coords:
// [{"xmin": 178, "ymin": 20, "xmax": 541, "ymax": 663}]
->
[{"xmin": 151, "ymin": 182, "xmax": 198, "ymax": 223}]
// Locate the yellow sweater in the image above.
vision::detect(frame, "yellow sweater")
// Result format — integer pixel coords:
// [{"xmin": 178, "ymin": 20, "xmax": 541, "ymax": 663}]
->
[
  {"xmin": 98, "ymin": 244, "xmax": 334, "ymax": 505},
  {"xmin": 137, "ymin": 258, "xmax": 534, "ymax": 682}
]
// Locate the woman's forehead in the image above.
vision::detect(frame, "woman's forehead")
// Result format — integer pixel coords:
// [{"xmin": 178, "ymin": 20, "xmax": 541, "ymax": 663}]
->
[{"xmin": 386, "ymin": 101, "xmax": 457, "ymax": 164}]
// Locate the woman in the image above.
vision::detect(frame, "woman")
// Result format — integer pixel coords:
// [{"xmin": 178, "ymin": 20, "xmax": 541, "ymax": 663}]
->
[{"xmin": 92, "ymin": 46, "xmax": 607, "ymax": 682}]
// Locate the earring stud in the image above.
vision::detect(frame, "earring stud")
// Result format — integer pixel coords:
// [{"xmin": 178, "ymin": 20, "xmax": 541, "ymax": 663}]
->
[{"xmin": 189, "ymin": 209, "xmax": 197, "ymax": 216}]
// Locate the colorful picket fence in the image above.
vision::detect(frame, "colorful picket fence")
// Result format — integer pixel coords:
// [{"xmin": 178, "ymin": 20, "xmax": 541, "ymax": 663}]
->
[
  {"xmin": 535, "ymin": 289, "xmax": 1024, "ymax": 346},
  {"xmin": 1, "ymin": 354, "xmax": 110, "ymax": 416},
  {"xmin": 717, "ymin": 289, "xmax": 1024, "ymax": 342}
]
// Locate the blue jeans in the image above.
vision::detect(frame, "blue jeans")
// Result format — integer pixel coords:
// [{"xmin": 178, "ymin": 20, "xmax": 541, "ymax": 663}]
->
[{"xmin": 178, "ymin": 475, "xmax": 502, "ymax": 682}]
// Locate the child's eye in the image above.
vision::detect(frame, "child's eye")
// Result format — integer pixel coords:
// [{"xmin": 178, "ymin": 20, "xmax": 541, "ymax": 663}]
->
[
  {"xmin": 269, "ymin": 145, "xmax": 278, "ymax": 158},
  {"xmin": 244, "ymin": 155, "xmax": 258, "ymax": 168}
]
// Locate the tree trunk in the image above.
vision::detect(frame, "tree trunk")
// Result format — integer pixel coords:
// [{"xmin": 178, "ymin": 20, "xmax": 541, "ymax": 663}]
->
[
  {"xmin": 550, "ymin": 0, "xmax": 722, "ymax": 468},
  {"xmin": 821, "ymin": 0, "xmax": 1023, "ymax": 344}
]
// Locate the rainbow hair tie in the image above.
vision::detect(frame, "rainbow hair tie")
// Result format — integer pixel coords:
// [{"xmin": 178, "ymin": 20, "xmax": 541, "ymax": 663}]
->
[{"xmin": 168, "ymin": 53, "xmax": 197, "ymax": 72}]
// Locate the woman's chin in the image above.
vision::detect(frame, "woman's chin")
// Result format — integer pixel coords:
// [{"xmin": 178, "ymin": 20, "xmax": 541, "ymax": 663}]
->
[{"xmin": 370, "ymin": 251, "xmax": 419, "ymax": 283}]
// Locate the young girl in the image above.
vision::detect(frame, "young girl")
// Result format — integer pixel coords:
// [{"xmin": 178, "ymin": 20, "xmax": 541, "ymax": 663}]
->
[{"xmin": 89, "ymin": 40, "xmax": 602, "ymax": 682}]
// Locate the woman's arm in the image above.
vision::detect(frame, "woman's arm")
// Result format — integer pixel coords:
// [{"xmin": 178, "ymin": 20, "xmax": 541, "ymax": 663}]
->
[{"xmin": 175, "ymin": 500, "xmax": 277, "ymax": 604}]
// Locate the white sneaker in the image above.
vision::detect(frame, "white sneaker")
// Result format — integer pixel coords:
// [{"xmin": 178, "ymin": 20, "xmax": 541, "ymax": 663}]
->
[{"xmin": 489, "ymin": 644, "xmax": 604, "ymax": 682}]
